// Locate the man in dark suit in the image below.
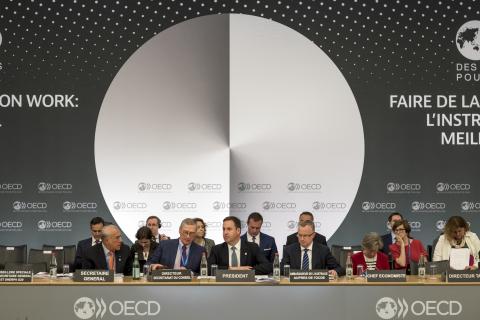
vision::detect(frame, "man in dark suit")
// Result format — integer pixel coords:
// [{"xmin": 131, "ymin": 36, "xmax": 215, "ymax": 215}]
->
[
  {"xmin": 82, "ymin": 224, "xmax": 132, "ymax": 275},
  {"xmin": 281, "ymin": 220, "xmax": 344, "ymax": 277},
  {"xmin": 241, "ymin": 212, "xmax": 278, "ymax": 262},
  {"xmin": 147, "ymin": 218, "xmax": 205, "ymax": 274},
  {"xmin": 285, "ymin": 212, "xmax": 327, "ymax": 246},
  {"xmin": 73, "ymin": 216, "xmax": 105, "ymax": 271},
  {"xmin": 208, "ymin": 216, "xmax": 272, "ymax": 275},
  {"xmin": 380, "ymin": 212, "xmax": 403, "ymax": 256},
  {"xmin": 146, "ymin": 215, "xmax": 170, "ymax": 243}
]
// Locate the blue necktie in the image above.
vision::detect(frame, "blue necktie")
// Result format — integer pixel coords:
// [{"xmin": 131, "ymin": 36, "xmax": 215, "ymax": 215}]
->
[
  {"xmin": 180, "ymin": 245, "xmax": 187, "ymax": 267},
  {"xmin": 302, "ymin": 248, "xmax": 309, "ymax": 271}
]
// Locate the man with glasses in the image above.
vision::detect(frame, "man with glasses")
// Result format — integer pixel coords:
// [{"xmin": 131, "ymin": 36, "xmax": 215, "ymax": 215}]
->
[
  {"xmin": 82, "ymin": 225, "xmax": 132, "ymax": 275},
  {"xmin": 73, "ymin": 216, "xmax": 105, "ymax": 271},
  {"xmin": 146, "ymin": 215, "xmax": 170, "ymax": 243},
  {"xmin": 285, "ymin": 212, "xmax": 327, "ymax": 246},
  {"xmin": 147, "ymin": 218, "xmax": 205, "ymax": 274},
  {"xmin": 208, "ymin": 216, "xmax": 272, "ymax": 275},
  {"xmin": 281, "ymin": 220, "xmax": 344, "ymax": 277}
]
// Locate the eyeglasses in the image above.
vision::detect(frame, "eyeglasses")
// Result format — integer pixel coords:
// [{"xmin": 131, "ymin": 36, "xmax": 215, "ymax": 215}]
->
[
  {"xmin": 181, "ymin": 231, "xmax": 196, "ymax": 238},
  {"xmin": 394, "ymin": 228, "xmax": 406, "ymax": 233},
  {"xmin": 297, "ymin": 232, "xmax": 315, "ymax": 239}
]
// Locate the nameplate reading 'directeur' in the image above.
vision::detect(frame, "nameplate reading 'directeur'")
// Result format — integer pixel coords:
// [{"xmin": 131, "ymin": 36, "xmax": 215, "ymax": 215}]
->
[
  {"xmin": 447, "ymin": 270, "xmax": 480, "ymax": 282},
  {"xmin": 148, "ymin": 269, "xmax": 192, "ymax": 282},
  {"xmin": 73, "ymin": 270, "xmax": 114, "ymax": 282}
]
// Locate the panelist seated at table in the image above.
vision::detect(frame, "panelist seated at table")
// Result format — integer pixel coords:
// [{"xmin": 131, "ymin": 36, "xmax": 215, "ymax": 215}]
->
[
  {"xmin": 433, "ymin": 215, "xmax": 480, "ymax": 269},
  {"xmin": 128, "ymin": 226, "xmax": 159, "ymax": 272},
  {"xmin": 281, "ymin": 220, "xmax": 345, "ymax": 277},
  {"xmin": 74, "ymin": 216, "xmax": 105, "ymax": 271},
  {"xmin": 285, "ymin": 211, "xmax": 327, "ymax": 246},
  {"xmin": 208, "ymin": 216, "xmax": 272, "ymax": 275},
  {"xmin": 147, "ymin": 218, "xmax": 205, "ymax": 274},
  {"xmin": 389, "ymin": 220, "xmax": 427, "ymax": 272},
  {"xmin": 82, "ymin": 225, "xmax": 132, "ymax": 275},
  {"xmin": 352, "ymin": 232, "xmax": 390, "ymax": 274}
]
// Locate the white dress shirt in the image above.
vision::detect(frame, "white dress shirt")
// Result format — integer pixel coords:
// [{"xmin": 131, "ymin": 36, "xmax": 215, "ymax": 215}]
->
[
  {"xmin": 247, "ymin": 233, "xmax": 260, "ymax": 246},
  {"xmin": 228, "ymin": 240, "xmax": 242, "ymax": 267}
]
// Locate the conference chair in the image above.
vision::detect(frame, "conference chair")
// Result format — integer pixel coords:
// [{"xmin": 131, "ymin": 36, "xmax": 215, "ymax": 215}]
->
[
  {"xmin": 330, "ymin": 245, "xmax": 362, "ymax": 269},
  {"xmin": 43, "ymin": 244, "xmax": 76, "ymax": 271},
  {"xmin": 28, "ymin": 248, "xmax": 65, "ymax": 273},
  {"xmin": 0, "ymin": 245, "xmax": 27, "ymax": 269}
]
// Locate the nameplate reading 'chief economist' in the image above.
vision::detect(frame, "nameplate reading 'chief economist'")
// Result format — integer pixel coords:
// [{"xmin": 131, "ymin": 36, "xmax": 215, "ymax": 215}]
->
[
  {"xmin": 366, "ymin": 270, "xmax": 407, "ymax": 283},
  {"xmin": 148, "ymin": 269, "xmax": 192, "ymax": 282},
  {"xmin": 73, "ymin": 270, "xmax": 114, "ymax": 282},
  {"xmin": 216, "ymin": 270, "xmax": 255, "ymax": 282},
  {"xmin": 0, "ymin": 270, "xmax": 33, "ymax": 282},
  {"xmin": 289, "ymin": 270, "xmax": 329, "ymax": 282},
  {"xmin": 447, "ymin": 270, "xmax": 480, "ymax": 283}
]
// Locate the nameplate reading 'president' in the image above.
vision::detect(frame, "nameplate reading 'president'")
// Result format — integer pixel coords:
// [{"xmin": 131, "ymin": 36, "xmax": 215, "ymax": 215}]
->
[
  {"xmin": 73, "ymin": 270, "xmax": 114, "ymax": 282},
  {"xmin": 148, "ymin": 269, "xmax": 192, "ymax": 282},
  {"xmin": 0, "ymin": 270, "xmax": 32, "ymax": 282},
  {"xmin": 447, "ymin": 270, "xmax": 480, "ymax": 282},
  {"xmin": 289, "ymin": 270, "xmax": 329, "ymax": 282},
  {"xmin": 366, "ymin": 270, "xmax": 406, "ymax": 282},
  {"xmin": 216, "ymin": 270, "xmax": 255, "ymax": 282}
]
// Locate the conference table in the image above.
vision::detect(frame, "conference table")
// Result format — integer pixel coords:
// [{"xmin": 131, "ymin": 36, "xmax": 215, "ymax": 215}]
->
[{"xmin": 0, "ymin": 276, "xmax": 475, "ymax": 319}]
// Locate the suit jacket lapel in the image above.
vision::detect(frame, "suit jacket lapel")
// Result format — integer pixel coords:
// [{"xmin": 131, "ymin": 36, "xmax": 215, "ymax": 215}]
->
[
  {"xmin": 221, "ymin": 243, "xmax": 229, "ymax": 266},
  {"xmin": 240, "ymin": 240, "xmax": 248, "ymax": 266},
  {"xmin": 311, "ymin": 243, "xmax": 319, "ymax": 269},
  {"xmin": 96, "ymin": 245, "xmax": 108, "ymax": 270},
  {"xmin": 293, "ymin": 245, "xmax": 302, "ymax": 269}
]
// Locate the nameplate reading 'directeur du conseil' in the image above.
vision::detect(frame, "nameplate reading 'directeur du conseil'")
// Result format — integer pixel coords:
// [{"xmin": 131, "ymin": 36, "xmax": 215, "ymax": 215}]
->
[
  {"xmin": 0, "ymin": 270, "xmax": 32, "ymax": 282},
  {"xmin": 366, "ymin": 270, "xmax": 406, "ymax": 282},
  {"xmin": 289, "ymin": 270, "xmax": 329, "ymax": 282},
  {"xmin": 447, "ymin": 270, "xmax": 480, "ymax": 282},
  {"xmin": 148, "ymin": 269, "xmax": 192, "ymax": 282},
  {"xmin": 73, "ymin": 270, "xmax": 114, "ymax": 282},
  {"xmin": 216, "ymin": 270, "xmax": 255, "ymax": 282}
]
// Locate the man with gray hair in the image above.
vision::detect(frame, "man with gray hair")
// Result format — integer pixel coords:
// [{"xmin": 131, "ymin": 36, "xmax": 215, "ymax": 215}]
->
[
  {"xmin": 147, "ymin": 218, "xmax": 205, "ymax": 274},
  {"xmin": 281, "ymin": 220, "xmax": 344, "ymax": 276},
  {"xmin": 82, "ymin": 224, "xmax": 132, "ymax": 275}
]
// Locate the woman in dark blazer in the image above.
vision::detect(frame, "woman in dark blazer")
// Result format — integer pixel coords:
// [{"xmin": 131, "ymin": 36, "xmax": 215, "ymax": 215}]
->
[{"xmin": 129, "ymin": 226, "xmax": 158, "ymax": 271}]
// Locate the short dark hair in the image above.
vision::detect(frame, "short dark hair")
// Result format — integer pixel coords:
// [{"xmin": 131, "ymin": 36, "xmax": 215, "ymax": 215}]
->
[
  {"xmin": 247, "ymin": 212, "xmax": 263, "ymax": 224},
  {"xmin": 300, "ymin": 211, "xmax": 314, "ymax": 220},
  {"xmin": 146, "ymin": 216, "xmax": 161, "ymax": 227},
  {"xmin": 223, "ymin": 216, "xmax": 241, "ymax": 229},
  {"xmin": 90, "ymin": 217, "xmax": 105, "ymax": 226},
  {"xmin": 135, "ymin": 226, "xmax": 153, "ymax": 240},
  {"xmin": 392, "ymin": 220, "xmax": 411, "ymax": 234},
  {"xmin": 388, "ymin": 212, "xmax": 403, "ymax": 222}
]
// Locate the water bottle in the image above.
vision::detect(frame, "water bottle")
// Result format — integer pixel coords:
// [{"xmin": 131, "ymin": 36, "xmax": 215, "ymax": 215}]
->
[
  {"xmin": 49, "ymin": 253, "xmax": 57, "ymax": 279},
  {"xmin": 273, "ymin": 253, "xmax": 280, "ymax": 281},
  {"xmin": 200, "ymin": 252, "xmax": 208, "ymax": 277},
  {"xmin": 345, "ymin": 252, "xmax": 353, "ymax": 279},
  {"xmin": 418, "ymin": 254, "xmax": 426, "ymax": 278},
  {"xmin": 132, "ymin": 252, "xmax": 141, "ymax": 280}
]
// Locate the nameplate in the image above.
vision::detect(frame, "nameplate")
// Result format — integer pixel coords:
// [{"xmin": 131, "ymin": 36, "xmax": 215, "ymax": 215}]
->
[
  {"xmin": 148, "ymin": 269, "xmax": 192, "ymax": 282},
  {"xmin": 447, "ymin": 270, "xmax": 480, "ymax": 282},
  {"xmin": 0, "ymin": 270, "xmax": 32, "ymax": 282},
  {"xmin": 216, "ymin": 270, "xmax": 255, "ymax": 282},
  {"xmin": 73, "ymin": 270, "xmax": 114, "ymax": 282},
  {"xmin": 366, "ymin": 270, "xmax": 406, "ymax": 282},
  {"xmin": 289, "ymin": 270, "xmax": 329, "ymax": 282}
]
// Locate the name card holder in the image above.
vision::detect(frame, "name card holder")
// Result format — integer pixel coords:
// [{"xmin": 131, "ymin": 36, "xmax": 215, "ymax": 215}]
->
[
  {"xmin": 0, "ymin": 270, "xmax": 33, "ymax": 282},
  {"xmin": 148, "ymin": 269, "xmax": 192, "ymax": 282},
  {"xmin": 73, "ymin": 270, "xmax": 114, "ymax": 282},
  {"xmin": 366, "ymin": 270, "xmax": 406, "ymax": 282},
  {"xmin": 289, "ymin": 270, "xmax": 329, "ymax": 282},
  {"xmin": 216, "ymin": 270, "xmax": 255, "ymax": 282},
  {"xmin": 447, "ymin": 269, "xmax": 480, "ymax": 282}
]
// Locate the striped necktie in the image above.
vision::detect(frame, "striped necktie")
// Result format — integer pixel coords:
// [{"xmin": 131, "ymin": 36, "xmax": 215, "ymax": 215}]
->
[{"xmin": 302, "ymin": 248, "xmax": 309, "ymax": 271}]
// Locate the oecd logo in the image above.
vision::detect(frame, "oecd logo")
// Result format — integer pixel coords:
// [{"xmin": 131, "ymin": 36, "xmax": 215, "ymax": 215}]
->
[
  {"xmin": 376, "ymin": 297, "xmax": 462, "ymax": 319},
  {"xmin": 73, "ymin": 297, "xmax": 161, "ymax": 319}
]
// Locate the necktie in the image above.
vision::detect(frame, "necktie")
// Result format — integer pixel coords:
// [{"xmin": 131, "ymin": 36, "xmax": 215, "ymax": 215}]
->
[
  {"xmin": 252, "ymin": 236, "xmax": 256, "ymax": 244},
  {"xmin": 302, "ymin": 248, "xmax": 309, "ymax": 271},
  {"xmin": 180, "ymin": 245, "xmax": 187, "ymax": 267},
  {"xmin": 95, "ymin": 240, "xmax": 100, "ymax": 245},
  {"xmin": 231, "ymin": 246, "xmax": 238, "ymax": 267},
  {"xmin": 108, "ymin": 251, "xmax": 115, "ymax": 271}
]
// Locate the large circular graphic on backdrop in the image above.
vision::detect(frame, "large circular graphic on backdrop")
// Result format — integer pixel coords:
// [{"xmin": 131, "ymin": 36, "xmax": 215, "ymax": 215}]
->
[{"xmin": 95, "ymin": 14, "xmax": 364, "ymax": 244}]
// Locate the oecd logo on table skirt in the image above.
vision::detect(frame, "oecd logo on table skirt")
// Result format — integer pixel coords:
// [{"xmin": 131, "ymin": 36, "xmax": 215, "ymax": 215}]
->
[
  {"xmin": 73, "ymin": 297, "xmax": 161, "ymax": 319},
  {"xmin": 376, "ymin": 297, "xmax": 462, "ymax": 319}
]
